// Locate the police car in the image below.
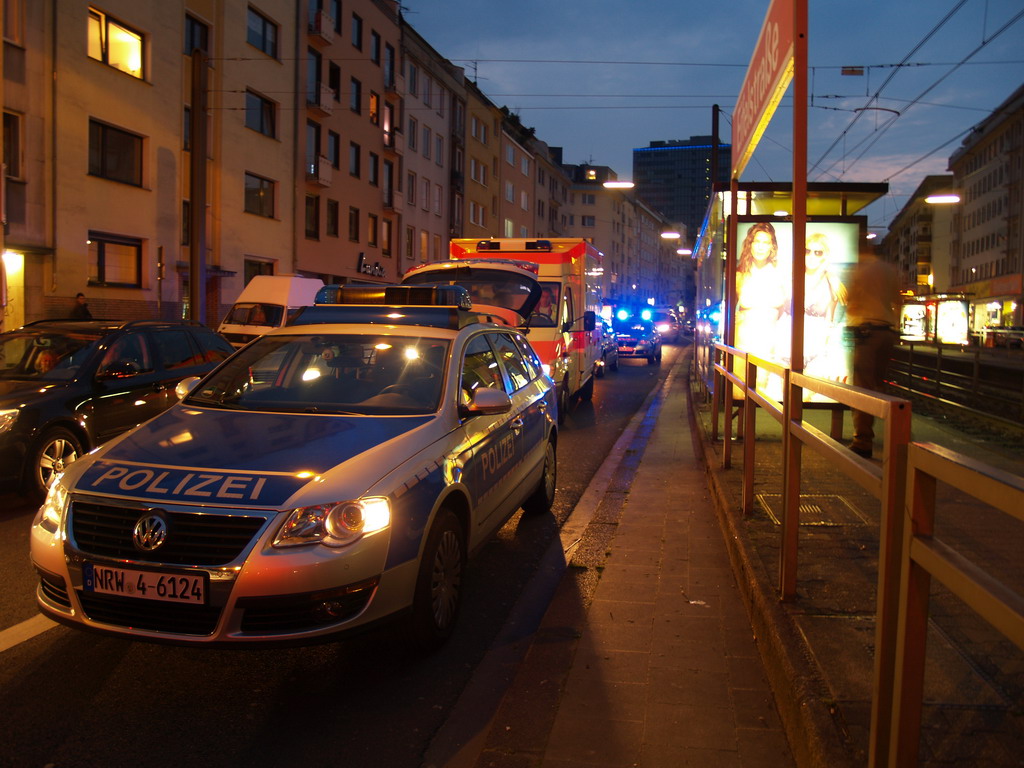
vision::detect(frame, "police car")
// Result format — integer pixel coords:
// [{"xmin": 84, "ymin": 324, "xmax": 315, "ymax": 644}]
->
[{"xmin": 30, "ymin": 285, "xmax": 558, "ymax": 650}]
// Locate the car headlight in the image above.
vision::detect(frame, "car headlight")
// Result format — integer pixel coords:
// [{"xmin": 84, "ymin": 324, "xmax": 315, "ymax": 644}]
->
[
  {"xmin": 273, "ymin": 497, "xmax": 391, "ymax": 548},
  {"xmin": 0, "ymin": 408, "xmax": 17, "ymax": 434},
  {"xmin": 37, "ymin": 480, "xmax": 70, "ymax": 534}
]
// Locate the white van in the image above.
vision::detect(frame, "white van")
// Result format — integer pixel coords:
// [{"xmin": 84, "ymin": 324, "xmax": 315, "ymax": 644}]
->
[{"xmin": 218, "ymin": 275, "xmax": 324, "ymax": 348}]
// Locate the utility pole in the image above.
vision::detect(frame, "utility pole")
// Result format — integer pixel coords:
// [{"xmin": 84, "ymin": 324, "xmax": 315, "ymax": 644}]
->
[{"xmin": 188, "ymin": 49, "xmax": 209, "ymax": 323}]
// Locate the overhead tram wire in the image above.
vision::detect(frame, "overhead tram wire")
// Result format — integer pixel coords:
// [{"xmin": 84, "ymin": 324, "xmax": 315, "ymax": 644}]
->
[
  {"xmin": 822, "ymin": 5, "xmax": 1024, "ymax": 180},
  {"xmin": 807, "ymin": 0, "xmax": 971, "ymax": 179}
]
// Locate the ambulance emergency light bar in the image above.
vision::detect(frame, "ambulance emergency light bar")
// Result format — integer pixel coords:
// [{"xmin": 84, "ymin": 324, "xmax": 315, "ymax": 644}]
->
[{"xmin": 475, "ymin": 239, "xmax": 553, "ymax": 252}]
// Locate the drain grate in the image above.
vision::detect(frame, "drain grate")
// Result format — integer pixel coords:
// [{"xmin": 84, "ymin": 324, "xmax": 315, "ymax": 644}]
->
[{"xmin": 755, "ymin": 493, "xmax": 868, "ymax": 526}]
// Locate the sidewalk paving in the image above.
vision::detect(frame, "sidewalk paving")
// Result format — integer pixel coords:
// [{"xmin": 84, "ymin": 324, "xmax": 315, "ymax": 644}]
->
[
  {"xmin": 454, "ymin": 345, "xmax": 1024, "ymax": 768},
  {"xmin": 467, "ymin": 350, "xmax": 795, "ymax": 768}
]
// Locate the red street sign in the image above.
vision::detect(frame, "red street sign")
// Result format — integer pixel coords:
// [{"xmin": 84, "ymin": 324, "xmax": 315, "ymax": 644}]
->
[{"xmin": 732, "ymin": 0, "xmax": 795, "ymax": 179}]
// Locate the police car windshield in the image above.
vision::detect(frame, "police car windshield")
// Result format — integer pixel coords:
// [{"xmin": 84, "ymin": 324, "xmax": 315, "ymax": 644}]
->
[{"xmin": 186, "ymin": 333, "xmax": 449, "ymax": 415}]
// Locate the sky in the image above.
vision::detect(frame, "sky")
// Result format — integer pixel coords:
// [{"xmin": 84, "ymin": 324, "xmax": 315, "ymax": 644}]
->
[{"xmin": 402, "ymin": 0, "xmax": 1024, "ymax": 234}]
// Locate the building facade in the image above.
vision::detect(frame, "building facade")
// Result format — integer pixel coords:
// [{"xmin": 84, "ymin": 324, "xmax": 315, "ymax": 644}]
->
[
  {"xmin": 0, "ymin": 0, "xmax": 689, "ymax": 331},
  {"xmin": 880, "ymin": 175, "xmax": 956, "ymax": 294},
  {"xmin": 948, "ymin": 83, "xmax": 1024, "ymax": 330},
  {"xmin": 632, "ymin": 136, "xmax": 731, "ymax": 247}
]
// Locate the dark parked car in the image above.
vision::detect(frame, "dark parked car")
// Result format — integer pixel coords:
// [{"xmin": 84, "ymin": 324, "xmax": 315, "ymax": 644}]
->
[
  {"xmin": 615, "ymin": 321, "xmax": 662, "ymax": 365},
  {"xmin": 0, "ymin": 319, "xmax": 235, "ymax": 496}
]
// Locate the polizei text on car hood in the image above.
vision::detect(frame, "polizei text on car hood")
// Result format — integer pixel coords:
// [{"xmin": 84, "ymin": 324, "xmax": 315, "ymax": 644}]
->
[{"xmin": 71, "ymin": 406, "xmax": 436, "ymax": 508}]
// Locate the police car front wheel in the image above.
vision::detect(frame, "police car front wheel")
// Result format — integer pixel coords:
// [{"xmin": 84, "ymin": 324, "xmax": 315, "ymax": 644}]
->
[{"xmin": 409, "ymin": 509, "xmax": 465, "ymax": 652}]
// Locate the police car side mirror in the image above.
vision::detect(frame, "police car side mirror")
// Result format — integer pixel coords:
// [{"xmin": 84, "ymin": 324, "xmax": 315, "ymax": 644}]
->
[
  {"xmin": 175, "ymin": 376, "xmax": 202, "ymax": 400},
  {"xmin": 460, "ymin": 386, "xmax": 512, "ymax": 417}
]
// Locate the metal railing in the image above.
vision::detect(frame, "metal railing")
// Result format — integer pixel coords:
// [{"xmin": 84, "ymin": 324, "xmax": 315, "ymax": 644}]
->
[
  {"xmin": 888, "ymin": 442, "xmax": 1024, "ymax": 766},
  {"xmin": 711, "ymin": 341, "xmax": 913, "ymax": 765}
]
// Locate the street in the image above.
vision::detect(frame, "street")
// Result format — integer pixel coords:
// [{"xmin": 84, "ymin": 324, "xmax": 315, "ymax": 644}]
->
[{"xmin": 0, "ymin": 344, "xmax": 686, "ymax": 768}]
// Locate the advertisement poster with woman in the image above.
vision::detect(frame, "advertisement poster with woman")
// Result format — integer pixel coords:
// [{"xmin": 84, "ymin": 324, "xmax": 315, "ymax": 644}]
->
[{"xmin": 734, "ymin": 219, "xmax": 860, "ymax": 400}]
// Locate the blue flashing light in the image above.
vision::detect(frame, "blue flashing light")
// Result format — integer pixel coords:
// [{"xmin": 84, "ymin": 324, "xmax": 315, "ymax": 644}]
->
[
  {"xmin": 640, "ymin": 308, "xmax": 653, "ymax": 321},
  {"xmin": 616, "ymin": 309, "xmax": 630, "ymax": 321}
]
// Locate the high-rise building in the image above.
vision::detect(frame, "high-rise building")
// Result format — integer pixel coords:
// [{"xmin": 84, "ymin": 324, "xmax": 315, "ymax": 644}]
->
[{"xmin": 632, "ymin": 137, "xmax": 731, "ymax": 244}]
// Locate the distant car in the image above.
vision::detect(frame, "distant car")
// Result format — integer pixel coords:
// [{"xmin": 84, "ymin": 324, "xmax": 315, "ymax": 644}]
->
[
  {"xmin": 31, "ymin": 285, "xmax": 558, "ymax": 651},
  {"xmin": 651, "ymin": 309, "xmax": 680, "ymax": 343},
  {"xmin": 596, "ymin": 326, "xmax": 619, "ymax": 377},
  {"xmin": 0, "ymin": 319, "xmax": 235, "ymax": 497},
  {"xmin": 616, "ymin": 321, "xmax": 662, "ymax": 365}
]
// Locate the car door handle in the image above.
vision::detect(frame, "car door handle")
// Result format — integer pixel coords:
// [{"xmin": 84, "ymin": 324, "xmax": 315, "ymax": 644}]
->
[
  {"xmin": 510, "ymin": 417, "xmax": 524, "ymax": 433},
  {"xmin": 537, "ymin": 401, "xmax": 548, "ymax": 412}
]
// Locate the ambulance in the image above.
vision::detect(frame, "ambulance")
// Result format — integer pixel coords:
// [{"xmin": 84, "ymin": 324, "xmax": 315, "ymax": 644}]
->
[{"xmin": 403, "ymin": 238, "xmax": 602, "ymax": 423}]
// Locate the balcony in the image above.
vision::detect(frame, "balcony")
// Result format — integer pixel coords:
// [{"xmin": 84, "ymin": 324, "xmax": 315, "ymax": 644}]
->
[
  {"xmin": 382, "ymin": 128, "xmax": 403, "ymax": 156},
  {"xmin": 307, "ymin": 84, "xmax": 334, "ymax": 117},
  {"xmin": 307, "ymin": 157, "xmax": 332, "ymax": 187},
  {"xmin": 308, "ymin": 11, "xmax": 335, "ymax": 45}
]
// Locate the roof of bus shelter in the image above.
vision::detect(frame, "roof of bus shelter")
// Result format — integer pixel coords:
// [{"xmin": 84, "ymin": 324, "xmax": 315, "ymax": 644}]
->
[{"xmin": 707, "ymin": 181, "xmax": 889, "ymax": 220}]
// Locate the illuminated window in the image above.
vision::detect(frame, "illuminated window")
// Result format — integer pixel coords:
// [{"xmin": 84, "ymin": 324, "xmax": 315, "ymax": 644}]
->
[
  {"xmin": 88, "ymin": 8, "xmax": 144, "ymax": 79},
  {"xmin": 88, "ymin": 232, "xmax": 142, "ymax": 287}
]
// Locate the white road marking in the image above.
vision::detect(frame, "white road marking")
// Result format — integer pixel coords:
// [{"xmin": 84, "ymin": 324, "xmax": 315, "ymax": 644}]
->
[{"xmin": 0, "ymin": 614, "xmax": 58, "ymax": 653}]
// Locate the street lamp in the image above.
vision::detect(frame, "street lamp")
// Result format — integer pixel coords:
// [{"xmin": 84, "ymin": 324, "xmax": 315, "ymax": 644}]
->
[
  {"xmin": 602, "ymin": 181, "xmax": 635, "ymax": 189},
  {"xmin": 925, "ymin": 194, "xmax": 960, "ymax": 204}
]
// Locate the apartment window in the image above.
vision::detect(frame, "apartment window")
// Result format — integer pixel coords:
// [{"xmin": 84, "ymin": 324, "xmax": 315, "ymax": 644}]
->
[
  {"xmin": 435, "ymin": 135, "xmax": 444, "ymax": 166},
  {"xmin": 3, "ymin": 112, "xmax": 22, "ymax": 179},
  {"xmin": 506, "ymin": 145, "xmax": 515, "ymax": 165},
  {"xmin": 407, "ymin": 63, "xmax": 418, "ymax": 97},
  {"xmin": 326, "ymin": 199, "xmax": 339, "ymax": 237},
  {"xmin": 521, "ymin": 157, "xmax": 529, "ymax": 175},
  {"xmin": 521, "ymin": 190, "xmax": 528, "ymax": 210},
  {"xmin": 328, "ymin": 62, "xmax": 341, "ymax": 101},
  {"xmin": 434, "ymin": 184, "xmax": 442, "ymax": 215},
  {"xmin": 370, "ymin": 31, "xmax": 380, "ymax": 64},
  {"xmin": 327, "ymin": 131, "xmax": 340, "ymax": 168},
  {"xmin": 245, "ymin": 91, "xmax": 275, "ymax": 137},
  {"xmin": 247, "ymin": 7, "xmax": 277, "ymax": 58},
  {"xmin": 3, "ymin": 0, "xmax": 24, "ymax": 44},
  {"xmin": 88, "ymin": 8, "xmax": 144, "ymax": 79},
  {"xmin": 349, "ymin": 142, "xmax": 360, "ymax": 177},
  {"xmin": 307, "ymin": 48, "xmax": 322, "ymax": 103},
  {"xmin": 407, "ymin": 172, "xmax": 416, "ymax": 205},
  {"xmin": 369, "ymin": 91, "xmax": 380, "ymax": 125},
  {"xmin": 420, "ymin": 178, "xmax": 429, "ymax": 211},
  {"xmin": 582, "ymin": 193, "xmax": 595, "ymax": 205},
  {"xmin": 244, "ymin": 172, "xmax": 274, "ymax": 217},
  {"xmin": 306, "ymin": 120, "xmax": 320, "ymax": 176},
  {"xmin": 382, "ymin": 219, "xmax": 392, "ymax": 256},
  {"xmin": 503, "ymin": 219, "xmax": 514, "ymax": 237},
  {"xmin": 384, "ymin": 44, "xmax": 395, "ymax": 88},
  {"xmin": 423, "ymin": 76, "xmax": 432, "ymax": 108},
  {"xmin": 350, "ymin": 77, "xmax": 361, "ymax": 113},
  {"xmin": 582, "ymin": 215, "xmax": 596, "ymax": 227},
  {"xmin": 89, "ymin": 120, "xmax": 142, "ymax": 186},
  {"xmin": 406, "ymin": 225, "xmax": 415, "ymax": 260},
  {"xmin": 348, "ymin": 206, "xmax": 360, "ymax": 241},
  {"xmin": 368, "ymin": 152, "xmax": 379, "ymax": 186},
  {"xmin": 88, "ymin": 232, "xmax": 141, "ymax": 287},
  {"xmin": 420, "ymin": 230, "xmax": 428, "ymax": 261},
  {"xmin": 505, "ymin": 181, "xmax": 514, "ymax": 203},
  {"xmin": 408, "ymin": 116, "xmax": 418, "ymax": 151},
  {"xmin": 305, "ymin": 194, "xmax": 319, "ymax": 239},
  {"xmin": 422, "ymin": 126, "xmax": 431, "ymax": 159},
  {"xmin": 368, "ymin": 213, "xmax": 379, "ymax": 246},
  {"xmin": 183, "ymin": 107, "xmax": 191, "ymax": 150},
  {"xmin": 184, "ymin": 14, "xmax": 208, "ymax": 55},
  {"xmin": 351, "ymin": 13, "xmax": 362, "ymax": 49},
  {"xmin": 383, "ymin": 102, "xmax": 395, "ymax": 147}
]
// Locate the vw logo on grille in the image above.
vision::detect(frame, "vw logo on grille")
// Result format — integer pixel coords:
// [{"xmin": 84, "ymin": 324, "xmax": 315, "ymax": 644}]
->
[{"xmin": 132, "ymin": 512, "xmax": 169, "ymax": 552}]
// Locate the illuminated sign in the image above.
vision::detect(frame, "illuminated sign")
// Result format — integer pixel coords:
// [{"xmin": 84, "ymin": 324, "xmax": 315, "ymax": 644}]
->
[
  {"xmin": 734, "ymin": 220, "xmax": 860, "ymax": 401},
  {"xmin": 732, "ymin": 0, "xmax": 795, "ymax": 179}
]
